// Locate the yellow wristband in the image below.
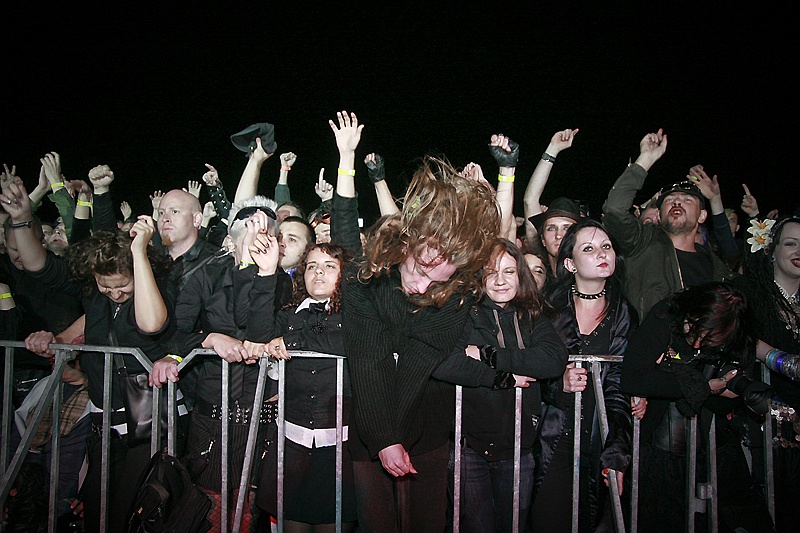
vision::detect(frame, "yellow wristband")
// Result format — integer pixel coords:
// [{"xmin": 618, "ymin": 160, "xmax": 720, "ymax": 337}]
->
[
  {"xmin": 50, "ymin": 182, "xmax": 65, "ymax": 191},
  {"xmin": 167, "ymin": 354, "xmax": 183, "ymax": 363},
  {"xmin": 337, "ymin": 167, "xmax": 356, "ymax": 176},
  {"xmin": 0, "ymin": 293, "xmax": 12, "ymax": 299},
  {"xmin": 498, "ymin": 174, "xmax": 515, "ymax": 183},
  {"xmin": 239, "ymin": 260, "xmax": 256, "ymax": 269},
  {"xmin": 77, "ymin": 200, "xmax": 92, "ymax": 207}
]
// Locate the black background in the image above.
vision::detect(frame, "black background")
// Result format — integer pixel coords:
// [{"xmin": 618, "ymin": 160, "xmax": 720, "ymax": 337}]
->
[{"xmin": 3, "ymin": 3, "xmax": 795, "ymax": 229}]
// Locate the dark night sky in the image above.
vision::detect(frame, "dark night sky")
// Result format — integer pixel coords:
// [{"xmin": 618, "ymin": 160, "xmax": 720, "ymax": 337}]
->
[{"xmin": 3, "ymin": 4, "xmax": 796, "ymax": 229}]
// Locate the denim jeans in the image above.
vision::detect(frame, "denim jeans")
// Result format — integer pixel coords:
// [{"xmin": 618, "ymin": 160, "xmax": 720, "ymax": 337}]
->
[{"xmin": 454, "ymin": 445, "xmax": 535, "ymax": 533}]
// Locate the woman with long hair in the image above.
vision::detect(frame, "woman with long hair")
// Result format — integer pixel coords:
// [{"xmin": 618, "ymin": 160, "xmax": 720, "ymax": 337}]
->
[
  {"xmin": 737, "ymin": 214, "xmax": 800, "ymax": 532},
  {"xmin": 434, "ymin": 238, "xmax": 567, "ymax": 532},
  {"xmin": 532, "ymin": 218, "xmax": 640, "ymax": 532},
  {"xmin": 255, "ymin": 242, "xmax": 357, "ymax": 532}
]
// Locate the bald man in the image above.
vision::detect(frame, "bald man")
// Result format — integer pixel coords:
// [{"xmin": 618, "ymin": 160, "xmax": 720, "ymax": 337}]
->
[{"xmin": 157, "ymin": 189, "xmax": 219, "ymax": 290}]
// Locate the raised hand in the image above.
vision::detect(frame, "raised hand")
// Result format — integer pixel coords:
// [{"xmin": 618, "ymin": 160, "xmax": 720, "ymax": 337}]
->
[
  {"xmin": 328, "ymin": 110, "xmax": 364, "ymax": 154},
  {"xmin": 314, "ymin": 168, "xmax": 334, "ymax": 201},
  {"xmin": 689, "ymin": 165, "xmax": 720, "ymax": 200},
  {"xmin": 129, "ymin": 215, "xmax": 156, "ymax": 253},
  {"xmin": 488, "ymin": 134, "xmax": 520, "ymax": 168},
  {"xmin": 364, "ymin": 153, "xmax": 386, "ymax": 183},
  {"xmin": 0, "ymin": 177, "xmax": 32, "ymax": 221},
  {"xmin": 461, "ymin": 162, "xmax": 495, "ymax": 196},
  {"xmin": 741, "ymin": 184, "xmax": 759, "ymax": 217},
  {"xmin": 202, "ymin": 201, "xmax": 217, "ymax": 220},
  {"xmin": 1, "ymin": 164, "xmax": 17, "ymax": 191},
  {"xmin": 88, "ymin": 164, "xmax": 115, "ymax": 194},
  {"xmin": 120, "ymin": 201, "xmax": 132, "ymax": 221},
  {"xmin": 635, "ymin": 128, "xmax": 668, "ymax": 171},
  {"xmin": 251, "ymin": 137, "xmax": 273, "ymax": 164},
  {"xmin": 546, "ymin": 128, "xmax": 580, "ymax": 156},
  {"xmin": 186, "ymin": 180, "xmax": 202, "ymax": 198},
  {"xmin": 150, "ymin": 190, "xmax": 164, "ymax": 211},
  {"xmin": 279, "ymin": 152, "xmax": 298, "ymax": 168},
  {"xmin": 40, "ymin": 152, "xmax": 62, "ymax": 185},
  {"xmin": 201, "ymin": 164, "xmax": 221, "ymax": 187},
  {"xmin": 249, "ymin": 232, "xmax": 279, "ymax": 276}
]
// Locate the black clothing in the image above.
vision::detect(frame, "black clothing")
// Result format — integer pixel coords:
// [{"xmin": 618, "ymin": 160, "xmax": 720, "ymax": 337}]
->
[
  {"xmin": 168, "ymin": 236, "xmax": 219, "ymax": 292},
  {"xmin": 433, "ymin": 299, "xmax": 567, "ymax": 461},
  {"xmin": 341, "ymin": 266, "xmax": 472, "ymax": 460}
]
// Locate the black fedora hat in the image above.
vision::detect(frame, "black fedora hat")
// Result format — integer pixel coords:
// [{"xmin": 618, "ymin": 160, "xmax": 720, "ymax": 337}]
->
[
  {"xmin": 655, "ymin": 180, "xmax": 706, "ymax": 209},
  {"xmin": 230, "ymin": 122, "xmax": 277, "ymax": 155},
  {"xmin": 528, "ymin": 197, "xmax": 583, "ymax": 231}
]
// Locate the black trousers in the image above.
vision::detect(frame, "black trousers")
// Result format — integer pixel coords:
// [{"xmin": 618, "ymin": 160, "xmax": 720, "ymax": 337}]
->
[{"xmin": 352, "ymin": 443, "xmax": 450, "ymax": 533}]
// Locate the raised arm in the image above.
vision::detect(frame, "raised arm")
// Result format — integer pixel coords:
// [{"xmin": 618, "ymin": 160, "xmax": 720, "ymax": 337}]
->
[
  {"xmin": 601, "ymin": 129, "xmax": 667, "ymax": 256},
  {"xmin": 41, "ymin": 152, "xmax": 76, "ymax": 239},
  {"xmin": 329, "ymin": 110, "xmax": 363, "ymax": 199},
  {"xmin": 234, "ymin": 137, "xmax": 273, "ymax": 203},
  {"xmin": 489, "ymin": 133, "xmax": 520, "ymax": 240},
  {"xmin": 523, "ymin": 129, "xmax": 579, "ymax": 219},
  {"xmin": 129, "ymin": 215, "xmax": 168, "ymax": 333},
  {"xmin": 690, "ymin": 165, "xmax": 739, "ymax": 261},
  {"xmin": 275, "ymin": 152, "xmax": 297, "ymax": 206},
  {"xmin": 365, "ymin": 153, "xmax": 400, "ymax": 216},
  {"xmin": 0, "ymin": 178, "xmax": 47, "ymax": 272},
  {"xmin": 88, "ymin": 164, "xmax": 118, "ymax": 232}
]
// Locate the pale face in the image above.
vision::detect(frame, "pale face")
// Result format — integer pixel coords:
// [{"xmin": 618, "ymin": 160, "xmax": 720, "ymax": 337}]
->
[
  {"xmin": 773, "ymin": 222, "xmax": 800, "ymax": 283},
  {"xmin": 659, "ymin": 193, "xmax": 707, "ymax": 235},
  {"xmin": 303, "ymin": 248, "xmax": 341, "ymax": 301},
  {"xmin": 727, "ymin": 211, "xmax": 740, "ymax": 236},
  {"xmin": 640, "ymin": 207, "xmax": 661, "ymax": 226},
  {"xmin": 95, "ymin": 272, "xmax": 134, "ymax": 303},
  {"xmin": 314, "ymin": 222, "xmax": 331, "ymax": 244},
  {"xmin": 484, "ymin": 251, "xmax": 519, "ymax": 308},
  {"xmin": 565, "ymin": 227, "xmax": 616, "ymax": 283},
  {"xmin": 279, "ymin": 220, "xmax": 312, "ymax": 270},
  {"xmin": 46, "ymin": 224, "xmax": 69, "ymax": 255},
  {"xmin": 524, "ymin": 253, "xmax": 547, "ymax": 290},
  {"xmin": 541, "ymin": 216, "xmax": 576, "ymax": 259},
  {"xmin": 398, "ymin": 246, "xmax": 457, "ymax": 295},
  {"xmin": 158, "ymin": 191, "xmax": 200, "ymax": 249}
]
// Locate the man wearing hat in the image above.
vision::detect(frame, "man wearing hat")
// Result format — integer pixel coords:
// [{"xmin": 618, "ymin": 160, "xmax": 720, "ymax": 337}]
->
[{"xmin": 602, "ymin": 129, "xmax": 735, "ymax": 319}]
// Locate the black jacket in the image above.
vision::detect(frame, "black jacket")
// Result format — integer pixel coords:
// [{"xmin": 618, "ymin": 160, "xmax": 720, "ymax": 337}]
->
[{"xmin": 434, "ymin": 299, "xmax": 567, "ymax": 461}]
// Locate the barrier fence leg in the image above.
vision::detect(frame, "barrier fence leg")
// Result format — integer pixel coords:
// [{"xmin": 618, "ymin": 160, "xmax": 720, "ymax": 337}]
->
[
  {"xmin": 572, "ymin": 361, "xmax": 582, "ymax": 533},
  {"xmin": 335, "ymin": 359, "xmax": 344, "ymax": 533},
  {"xmin": 706, "ymin": 415, "xmax": 718, "ymax": 533},
  {"xmin": 1, "ymin": 347, "xmax": 14, "ymax": 479},
  {"xmin": 453, "ymin": 385, "xmax": 462, "ymax": 533},
  {"xmin": 590, "ymin": 362, "xmax": 625, "ymax": 533},
  {"xmin": 512, "ymin": 387, "xmax": 522, "ymax": 533},
  {"xmin": 233, "ymin": 358, "xmax": 270, "ymax": 533},
  {"xmin": 221, "ymin": 360, "xmax": 230, "ymax": 531},
  {"xmin": 761, "ymin": 365, "xmax": 775, "ymax": 522},
  {"xmin": 277, "ymin": 359, "xmax": 286, "ymax": 533},
  {"xmin": 48, "ymin": 355, "xmax": 64, "ymax": 533},
  {"xmin": 630, "ymin": 400, "xmax": 641, "ymax": 533},
  {"xmin": 100, "ymin": 351, "xmax": 114, "ymax": 533}
]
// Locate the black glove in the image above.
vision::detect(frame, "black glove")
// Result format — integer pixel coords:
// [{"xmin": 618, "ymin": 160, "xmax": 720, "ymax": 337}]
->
[
  {"xmin": 365, "ymin": 154, "xmax": 386, "ymax": 183},
  {"xmin": 492, "ymin": 371, "xmax": 516, "ymax": 390},
  {"xmin": 478, "ymin": 345, "xmax": 498, "ymax": 368},
  {"xmin": 489, "ymin": 136, "xmax": 520, "ymax": 167}
]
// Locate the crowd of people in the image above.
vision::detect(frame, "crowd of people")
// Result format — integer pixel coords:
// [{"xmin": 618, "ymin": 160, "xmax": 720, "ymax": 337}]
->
[{"xmin": 1, "ymin": 113, "xmax": 798, "ymax": 533}]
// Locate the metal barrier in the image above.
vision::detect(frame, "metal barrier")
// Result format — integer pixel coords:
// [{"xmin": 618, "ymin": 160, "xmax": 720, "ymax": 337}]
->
[{"xmin": 1, "ymin": 342, "xmax": 777, "ymax": 533}]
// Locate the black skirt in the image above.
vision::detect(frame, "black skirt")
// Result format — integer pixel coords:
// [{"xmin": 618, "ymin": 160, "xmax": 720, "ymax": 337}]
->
[{"xmin": 256, "ymin": 432, "xmax": 357, "ymax": 524}]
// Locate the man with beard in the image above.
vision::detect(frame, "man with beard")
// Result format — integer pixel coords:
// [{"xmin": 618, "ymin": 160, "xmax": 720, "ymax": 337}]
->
[
  {"xmin": 157, "ymin": 189, "xmax": 219, "ymax": 291},
  {"xmin": 601, "ymin": 129, "xmax": 736, "ymax": 320}
]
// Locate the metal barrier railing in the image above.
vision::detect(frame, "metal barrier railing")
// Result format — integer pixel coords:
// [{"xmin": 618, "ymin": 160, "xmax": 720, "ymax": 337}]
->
[{"xmin": 1, "ymin": 342, "xmax": 777, "ymax": 533}]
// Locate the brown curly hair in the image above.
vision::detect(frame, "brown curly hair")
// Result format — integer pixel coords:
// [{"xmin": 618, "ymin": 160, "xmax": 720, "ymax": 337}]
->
[
  {"xmin": 359, "ymin": 156, "xmax": 501, "ymax": 307},
  {"xmin": 67, "ymin": 230, "xmax": 172, "ymax": 292},
  {"xmin": 286, "ymin": 243, "xmax": 353, "ymax": 314}
]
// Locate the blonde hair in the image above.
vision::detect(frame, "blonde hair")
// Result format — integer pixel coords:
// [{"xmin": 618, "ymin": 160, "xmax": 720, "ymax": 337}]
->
[{"xmin": 360, "ymin": 156, "xmax": 500, "ymax": 307}]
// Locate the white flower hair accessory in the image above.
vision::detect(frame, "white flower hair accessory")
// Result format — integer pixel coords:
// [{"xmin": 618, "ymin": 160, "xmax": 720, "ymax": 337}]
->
[{"xmin": 746, "ymin": 218, "xmax": 776, "ymax": 253}]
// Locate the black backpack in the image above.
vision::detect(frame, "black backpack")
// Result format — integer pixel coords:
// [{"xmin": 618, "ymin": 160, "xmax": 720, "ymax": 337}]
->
[{"xmin": 126, "ymin": 451, "xmax": 212, "ymax": 533}]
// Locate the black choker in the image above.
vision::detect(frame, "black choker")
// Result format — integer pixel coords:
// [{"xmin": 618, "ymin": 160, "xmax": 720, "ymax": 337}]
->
[{"xmin": 571, "ymin": 285, "xmax": 606, "ymax": 300}]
